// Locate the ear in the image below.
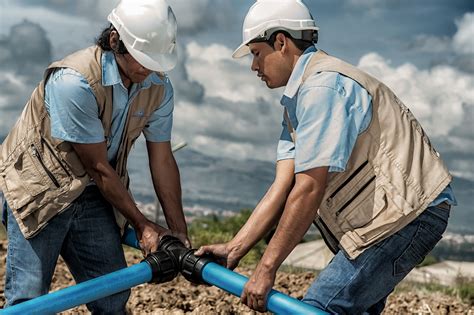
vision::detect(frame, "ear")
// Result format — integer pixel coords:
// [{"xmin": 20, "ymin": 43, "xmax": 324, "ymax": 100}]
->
[
  {"xmin": 275, "ymin": 33, "xmax": 288, "ymax": 54},
  {"xmin": 109, "ymin": 30, "xmax": 120, "ymax": 51}
]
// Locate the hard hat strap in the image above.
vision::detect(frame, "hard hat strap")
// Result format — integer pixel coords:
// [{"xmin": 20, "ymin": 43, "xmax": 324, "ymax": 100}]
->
[{"xmin": 249, "ymin": 29, "xmax": 317, "ymax": 51}]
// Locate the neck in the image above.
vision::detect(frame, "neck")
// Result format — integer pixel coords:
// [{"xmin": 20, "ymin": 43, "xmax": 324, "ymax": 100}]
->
[
  {"xmin": 118, "ymin": 68, "xmax": 132, "ymax": 89},
  {"xmin": 114, "ymin": 54, "xmax": 132, "ymax": 89}
]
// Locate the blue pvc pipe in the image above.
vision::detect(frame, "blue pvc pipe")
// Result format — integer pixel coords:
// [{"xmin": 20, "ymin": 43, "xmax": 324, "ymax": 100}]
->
[
  {"xmin": 202, "ymin": 262, "xmax": 326, "ymax": 315},
  {"xmin": 122, "ymin": 226, "xmax": 140, "ymax": 249},
  {"xmin": 124, "ymin": 227, "xmax": 327, "ymax": 314},
  {"xmin": 1, "ymin": 262, "xmax": 152, "ymax": 315}
]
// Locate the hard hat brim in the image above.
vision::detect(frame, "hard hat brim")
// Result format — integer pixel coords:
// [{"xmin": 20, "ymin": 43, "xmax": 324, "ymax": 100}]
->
[
  {"xmin": 124, "ymin": 41, "xmax": 178, "ymax": 72},
  {"xmin": 232, "ymin": 24, "xmax": 319, "ymax": 59},
  {"xmin": 232, "ymin": 42, "xmax": 251, "ymax": 59}
]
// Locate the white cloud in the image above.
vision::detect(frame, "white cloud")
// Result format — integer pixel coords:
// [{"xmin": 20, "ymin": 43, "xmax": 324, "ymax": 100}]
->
[
  {"xmin": 172, "ymin": 42, "xmax": 284, "ymax": 161},
  {"xmin": 185, "ymin": 42, "xmax": 281, "ymax": 104},
  {"xmin": 0, "ymin": 20, "xmax": 52, "ymax": 137},
  {"xmin": 358, "ymin": 52, "xmax": 474, "ymax": 180},
  {"xmin": 358, "ymin": 53, "xmax": 474, "ymax": 137},
  {"xmin": 453, "ymin": 12, "xmax": 474, "ymax": 55},
  {"xmin": 410, "ymin": 12, "xmax": 474, "ymax": 60}
]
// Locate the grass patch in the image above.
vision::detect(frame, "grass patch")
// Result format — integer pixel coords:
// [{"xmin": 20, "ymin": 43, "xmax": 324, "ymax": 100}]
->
[{"xmin": 189, "ymin": 209, "xmax": 267, "ymax": 267}]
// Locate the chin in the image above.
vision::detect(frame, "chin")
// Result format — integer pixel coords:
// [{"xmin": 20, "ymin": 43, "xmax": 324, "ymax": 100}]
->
[{"xmin": 266, "ymin": 81, "xmax": 283, "ymax": 89}]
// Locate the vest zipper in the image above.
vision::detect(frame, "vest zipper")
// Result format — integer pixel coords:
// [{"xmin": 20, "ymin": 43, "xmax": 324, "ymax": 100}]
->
[
  {"xmin": 31, "ymin": 144, "xmax": 60, "ymax": 188},
  {"xmin": 329, "ymin": 160, "xmax": 369, "ymax": 200},
  {"xmin": 41, "ymin": 139, "xmax": 72, "ymax": 178},
  {"xmin": 335, "ymin": 175, "xmax": 376, "ymax": 217}
]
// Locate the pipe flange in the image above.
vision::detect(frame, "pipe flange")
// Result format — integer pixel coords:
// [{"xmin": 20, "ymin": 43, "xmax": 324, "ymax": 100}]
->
[
  {"xmin": 180, "ymin": 249, "xmax": 213, "ymax": 284},
  {"xmin": 158, "ymin": 235, "xmax": 214, "ymax": 284},
  {"xmin": 143, "ymin": 250, "xmax": 178, "ymax": 283}
]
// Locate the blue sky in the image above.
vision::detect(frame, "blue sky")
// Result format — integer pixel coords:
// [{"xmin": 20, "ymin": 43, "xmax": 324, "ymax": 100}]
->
[{"xmin": 0, "ymin": 0, "xmax": 473, "ymax": 182}]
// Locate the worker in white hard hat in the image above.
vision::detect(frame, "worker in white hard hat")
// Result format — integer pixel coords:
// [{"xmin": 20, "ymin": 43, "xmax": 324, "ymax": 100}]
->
[
  {"xmin": 197, "ymin": 0, "xmax": 456, "ymax": 313},
  {"xmin": 0, "ymin": 0, "xmax": 190, "ymax": 312}
]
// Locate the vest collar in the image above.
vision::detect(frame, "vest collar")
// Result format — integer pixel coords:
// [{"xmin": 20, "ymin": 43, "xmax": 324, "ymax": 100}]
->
[{"xmin": 282, "ymin": 45, "xmax": 317, "ymax": 100}]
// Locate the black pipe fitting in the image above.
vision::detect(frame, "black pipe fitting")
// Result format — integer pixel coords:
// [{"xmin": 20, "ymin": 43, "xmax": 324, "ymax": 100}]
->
[
  {"xmin": 143, "ymin": 250, "xmax": 179, "ymax": 284},
  {"xmin": 158, "ymin": 235, "xmax": 214, "ymax": 284},
  {"xmin": 179, "ymin": 248, "xmax": 213, "ymax": 284}
]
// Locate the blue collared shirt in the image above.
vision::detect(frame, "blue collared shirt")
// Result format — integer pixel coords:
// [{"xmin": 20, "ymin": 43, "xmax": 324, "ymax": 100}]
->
[
  {"xmin": 45, "ymin": 50, "xmax": 174, "ymax": 163},
  {"xmin": 277, "ymin": 46, "xmax": 456, "ymax": 206}
]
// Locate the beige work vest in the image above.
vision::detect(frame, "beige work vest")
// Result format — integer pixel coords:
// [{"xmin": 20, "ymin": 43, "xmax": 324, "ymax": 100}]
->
[
  {"xmin": 286, "ymin": 51, "xmax": 452, "ymax": 259},
  {"xmin": 0, "ymin": 46, "xmax": 165, "ymax": 238}
]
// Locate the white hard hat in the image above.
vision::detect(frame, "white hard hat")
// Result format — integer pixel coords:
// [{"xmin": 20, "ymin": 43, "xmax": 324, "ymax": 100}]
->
[
  {"xmin": 233, "ymin": 0, "xmax": 319, "ymax": 59},
  {"xmin": 108, "ymin": 0, "xmax": 178, "ymax": 72}
]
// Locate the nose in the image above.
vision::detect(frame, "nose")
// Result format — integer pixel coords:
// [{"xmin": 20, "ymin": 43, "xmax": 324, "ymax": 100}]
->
[{"xmin": 251, "ymin": 56, "xmax": 259, "ymax": 72}]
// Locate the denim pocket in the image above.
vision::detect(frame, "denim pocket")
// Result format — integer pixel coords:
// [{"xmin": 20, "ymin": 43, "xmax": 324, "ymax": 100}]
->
[{"xmin": 393, "ymin": 221, "xmax": 443, "ymax": 277}]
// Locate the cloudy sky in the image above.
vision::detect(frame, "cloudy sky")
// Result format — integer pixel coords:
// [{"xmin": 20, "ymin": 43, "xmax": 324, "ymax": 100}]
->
[{"xmin": 0, "ymin": 0, "xmax": 473, "ymax": 182}]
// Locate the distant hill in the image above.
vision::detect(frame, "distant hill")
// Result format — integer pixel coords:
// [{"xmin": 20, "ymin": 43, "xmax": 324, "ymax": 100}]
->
[
  {"xmin": 128, "ymin": 144, "xmax": 473, "ymax": 235},
  {"xmin": 447, "ymin": 176, "xmax": 474, "ymax": 234},
  {"xmin": 0, "ymin": 133, "xmax": 471, "ymax": 235},
  {"xmin": 129, "ymin": 146, "xmax": 275, "ymax": 211}
]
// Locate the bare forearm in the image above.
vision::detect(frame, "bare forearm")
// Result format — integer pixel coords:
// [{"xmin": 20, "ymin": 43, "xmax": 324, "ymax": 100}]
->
[
  {"xmin": 229, "ymin": 184, "xmax": 288, "ymax": 255},
  {"xmin": 150, "ymin": 152, "xmax": 187, "ymax": 234},
  {"xmin": 259, "ymin": 169, "xmax": 328, "ymax": 273},
  {"xmin": 86, "ymin": 162, "xmax": 147, "ymax": 229},
  {"xmin": 230, "ymin": 159, "xmax": 295, "ymax": 257}
]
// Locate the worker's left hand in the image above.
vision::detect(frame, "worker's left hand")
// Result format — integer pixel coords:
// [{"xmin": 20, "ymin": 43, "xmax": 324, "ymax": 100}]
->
[{"xmin": 241, "ymin": 264, "xmax": 276, "ymax": 312}]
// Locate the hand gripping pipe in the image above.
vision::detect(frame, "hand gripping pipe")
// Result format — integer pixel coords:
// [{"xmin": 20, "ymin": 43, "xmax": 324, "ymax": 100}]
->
[
  {"xmin": 127, "ymin": 228, "xmax": 328, "ymax": 314},
  {"xmin": 1, "ymin": 229, "xmax": 328, "ymax": 314},
  {"xmin": 0, "ymin": 246, "xmax": 177, "ymax": 315}
]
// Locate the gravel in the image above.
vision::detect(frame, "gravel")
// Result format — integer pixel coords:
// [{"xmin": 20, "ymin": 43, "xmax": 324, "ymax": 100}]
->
[{"xmin": 0, "ymin": 241, "xmax": 472, "ymax": 314}]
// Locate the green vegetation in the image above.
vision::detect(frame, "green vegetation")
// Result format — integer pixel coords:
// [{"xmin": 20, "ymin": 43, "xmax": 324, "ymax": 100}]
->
[
  {"xmin": 189, "ymin": 209, "xmax": 267, "ymax": 266},
  {"xmin": 417, "ymin": 254, "xmax": 438, "ymax": 268},
  {"xmin": 455, "ymin": 275, "xmax": 474, "ymax": 305}
]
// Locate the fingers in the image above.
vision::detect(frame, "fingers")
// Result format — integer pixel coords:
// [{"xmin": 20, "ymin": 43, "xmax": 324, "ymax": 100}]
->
[
  {"xmin": 194, "ymin": 245, "xmax": 210, "ymax": 256},
  {"xmin": 242, "ymin": 287, "xmax": 267, "ymax": 313},
  {"xmin": 241, "ymin": 279, "xmax": 270, "ymax": 313},
  {"xmin": 244, "ymin": 293, "xmax": 267, "ymax": 312},
  {"xmin": 183, "ymin": 238, "xmax": 192, "ymax": 248}
]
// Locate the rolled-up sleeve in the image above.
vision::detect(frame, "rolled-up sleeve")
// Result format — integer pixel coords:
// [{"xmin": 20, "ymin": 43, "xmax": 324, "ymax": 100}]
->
[
  {"xmin": 143, "ymin": 78, "xmax": 174, "ymax": 142},
  {"xmin": 277, "ymin": 113, "xmax": 296, "ymax": 161},
  {"xmin": 44, "ymin": 68, "xmax": 105, "ymax": 144},
  {"xmin": 294, "ymin": 84, "xmax": 359, "ymax": 174}
]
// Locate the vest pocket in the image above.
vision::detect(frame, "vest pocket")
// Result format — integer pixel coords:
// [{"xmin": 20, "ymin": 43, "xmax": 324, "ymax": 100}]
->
[
  {"xmin": 349, "ymin": 185, "xmax": 406, "ymax": 245},
  {"xmin": 54, "ymin": 141, "xmax": 86, "ymax": 177},
  {"xmin": 0, "ymin": 136, "xmax": 73, "ymax": 213},
  {"xmin": 326, "ymin": 160, "xmax": 374, "ymax": 219},
  {"xmin": 1, "ymin": 146, "xmax": 51, "ymax": 210},
  {"xmin": 31, "ymin": 144, "xmax": 60, "ymax": 188}
]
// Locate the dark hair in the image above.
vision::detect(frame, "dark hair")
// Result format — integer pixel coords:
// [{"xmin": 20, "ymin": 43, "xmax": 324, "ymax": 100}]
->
[
  {"xmin": 267, "ymin": 30, "xmax": 317, "ymax": 52},
  {"xmin": 96, "ymin": 24, "xmax": 128, "ymax": 54}
]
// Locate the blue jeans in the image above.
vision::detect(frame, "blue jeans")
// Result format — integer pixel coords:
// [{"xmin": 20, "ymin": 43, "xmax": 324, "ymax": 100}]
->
[
  {"xmin": 3, "ymin": 186, "xmax": 130, "ymax": 314},
  {"xmin": 303, "ymin": 205, "xmax": 450, "ymax": 314}
]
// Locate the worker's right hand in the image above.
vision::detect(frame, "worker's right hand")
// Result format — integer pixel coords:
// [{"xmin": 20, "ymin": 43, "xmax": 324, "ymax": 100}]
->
[
  {"xmin": 195, "ymin": 242, "xmax": 241, "ymax": 270},
  {"xmin": 136, "ymin": 221, "xmax": 171, "ymax": 257}
]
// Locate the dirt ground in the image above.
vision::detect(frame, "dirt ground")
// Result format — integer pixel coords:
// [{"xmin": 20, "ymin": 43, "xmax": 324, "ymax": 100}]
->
[{"xmin": 0, "ymin": 240, "xmax": 472, "ymax": 314}]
